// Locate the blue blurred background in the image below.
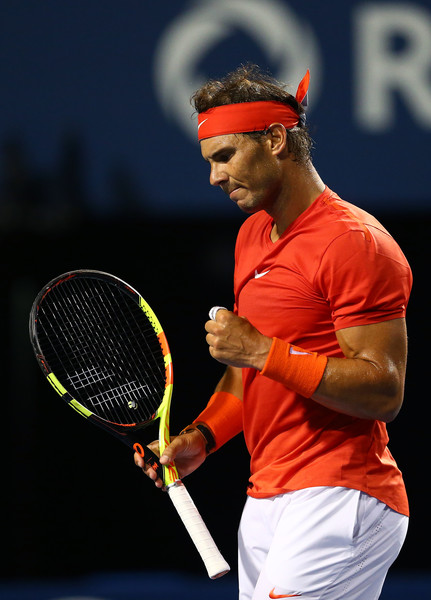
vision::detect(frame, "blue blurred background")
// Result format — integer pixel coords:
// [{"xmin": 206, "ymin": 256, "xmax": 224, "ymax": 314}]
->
[{"xmin": 1, "ymin": 0, "xmax": 429, "ymax": 598}]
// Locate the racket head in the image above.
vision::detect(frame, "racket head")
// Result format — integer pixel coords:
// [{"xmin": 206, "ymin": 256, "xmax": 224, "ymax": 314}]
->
[{"xmin": 29, "ymin": 269, "xmax": 177, "ymax": 484}]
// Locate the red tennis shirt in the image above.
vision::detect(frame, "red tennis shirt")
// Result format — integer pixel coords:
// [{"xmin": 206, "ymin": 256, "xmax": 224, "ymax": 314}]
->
[{"xmin": 234, "ymin": 187, "xmax": 412, "ymax": 515}]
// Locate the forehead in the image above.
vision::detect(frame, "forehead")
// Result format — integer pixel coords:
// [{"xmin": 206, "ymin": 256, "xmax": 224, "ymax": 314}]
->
[{"xmin": 200, "ymin": 133, "xmax": 253, "ymax": 161}]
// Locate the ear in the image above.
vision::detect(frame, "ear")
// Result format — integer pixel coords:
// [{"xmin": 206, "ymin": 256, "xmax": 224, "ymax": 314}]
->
[{"xmin": 267, "ymin": 123, "xmax": 287, "ymax": 156}]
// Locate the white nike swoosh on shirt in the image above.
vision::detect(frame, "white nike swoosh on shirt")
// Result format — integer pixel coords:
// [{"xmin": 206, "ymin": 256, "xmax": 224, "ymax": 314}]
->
[{"xmin": 254, "ymin": 269, "xmax": 270, "ymax": 279}]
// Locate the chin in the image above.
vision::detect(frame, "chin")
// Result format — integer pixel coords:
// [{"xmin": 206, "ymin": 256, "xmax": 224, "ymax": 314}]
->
[
  {"xmin": 236, "ymin": 202, "xmax": 255, "ymax": 214},
  {"xmin": 241, "ymin": 206, "xmax": 260, "ymax": 215},
  {"xmin": 236, "ymin": 195, "xmax": 263, "ymax": 214}
]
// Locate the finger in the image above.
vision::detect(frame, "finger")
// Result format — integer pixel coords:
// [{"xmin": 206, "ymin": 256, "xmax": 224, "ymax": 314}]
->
[
  {"xmin": 205, "ymin": 320, "xmax": 228, "ymax": 340},
  {"xmin": 209, "ymin": 306, "xmax": 228, "ymax": 321},
  {"xmin": 205, "ymin": 330, "xmax": 215, "ymax": 345},
  {"xmin": 134, "ymin": 452, "xmax": 145, "ymax": 469},
  {"xmin": 134, "ymin": 448, "xmax": 165, "ymax": 488},
  {"xmin": 159, "ymin": 434, "xmax": 188, "ymax": 465}
]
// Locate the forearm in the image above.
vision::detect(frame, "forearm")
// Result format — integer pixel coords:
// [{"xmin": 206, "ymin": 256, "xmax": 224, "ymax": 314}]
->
[
  {"xmin": 193, "ymin": 367, "xmax": 243, "ymax": 451},
  {"xmin": 312, "ymin": 355, "xmax": 404, "ymax": 422},
  {"xmin": 206, "ymin": 311, "xmax": 408, "ymax": 425},
  {"xmin": 214, "ymin": 365, "xmax": 244, "ymax": 399},
  {"xmin": 260, "ymin": 320, "xmax": 407, "ymax": 423}
]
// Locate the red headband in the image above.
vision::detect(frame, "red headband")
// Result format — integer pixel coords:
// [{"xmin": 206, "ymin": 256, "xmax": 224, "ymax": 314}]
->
[{"xmin": 197, "ymin": 69, "xmax": 310, "ymax": 141}]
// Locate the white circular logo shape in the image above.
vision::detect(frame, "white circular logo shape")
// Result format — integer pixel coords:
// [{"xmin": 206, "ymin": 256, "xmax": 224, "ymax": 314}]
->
[{"xmin": 153, "ymin": 0, "xmax": 322, "ymax": 140}]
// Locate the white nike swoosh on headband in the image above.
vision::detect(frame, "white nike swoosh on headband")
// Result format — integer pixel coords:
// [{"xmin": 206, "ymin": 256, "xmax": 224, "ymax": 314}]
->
[{"xmin": 198, "ymin": 118, "xmax": 208, "ymax": 130}]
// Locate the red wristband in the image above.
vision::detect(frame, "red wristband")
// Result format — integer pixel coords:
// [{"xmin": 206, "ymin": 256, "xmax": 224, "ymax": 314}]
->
[
  {"xmin": 260, "ymin": 337, "xmax": 328, "ymax": 398},
  {"xmin": 193, "ymin": 391, "xmax": 243, "ymax": 452}
]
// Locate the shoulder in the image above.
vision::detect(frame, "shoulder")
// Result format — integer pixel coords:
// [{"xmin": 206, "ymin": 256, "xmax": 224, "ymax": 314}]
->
[
  {"xmin": 238, "ymin": 211, "xmax": 270, "ymax": 235},
  {"xmin": 235, "ymin": 211, "xmax": 271, "ymax": 249},
  {"xmin": 309, "ymin": 189, "xmax": 388, "ymax": 239},
  {"xmin": 305, "ymin": 189, "xmax": 408, "ymax": 263}
]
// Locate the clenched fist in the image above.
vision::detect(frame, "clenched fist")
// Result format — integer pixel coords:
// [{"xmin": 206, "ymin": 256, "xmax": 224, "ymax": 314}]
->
[{"xmin": 205, "ymin": 309, "xmax": 272, "ymax": 371}]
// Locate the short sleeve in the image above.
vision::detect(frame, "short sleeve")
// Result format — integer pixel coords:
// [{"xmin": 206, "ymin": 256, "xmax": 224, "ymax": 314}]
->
[{"xmin": 315, "ymin": 227, "xmax": 413, "ymax": 331}]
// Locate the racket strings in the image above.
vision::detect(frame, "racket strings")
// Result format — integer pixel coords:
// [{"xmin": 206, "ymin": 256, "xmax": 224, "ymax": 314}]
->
[
  {"xmin": 36, "ymin": 276, "xmax": 167, "ymax": 425},
  {"xmin": 78, "ymin": 277, "xmax": 164, "ymax": 418}
]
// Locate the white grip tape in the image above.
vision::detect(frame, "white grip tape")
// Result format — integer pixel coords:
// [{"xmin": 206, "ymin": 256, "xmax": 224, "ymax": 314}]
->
[
  {"xmin": 209, "ymin": 306, "xmax": 228, "ymax": 321},
  {"xmin": 167, "ymin": 481, "xmax": 230, "ymax": 579}
]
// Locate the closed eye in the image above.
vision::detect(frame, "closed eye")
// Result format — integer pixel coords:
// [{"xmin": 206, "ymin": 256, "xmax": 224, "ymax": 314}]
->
[
  {"xmin": 206, "ymin": 147, "xmax": 235, "ymax": 164},
  {"xmin": 216, "ymin": 151, "xmax": 233, "ymax": 163}
]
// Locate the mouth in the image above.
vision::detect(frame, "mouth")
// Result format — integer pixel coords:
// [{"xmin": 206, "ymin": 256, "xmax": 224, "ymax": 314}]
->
[{"xmin": 228, "ymin": 186, "xmax": 243, "ymax": 201}]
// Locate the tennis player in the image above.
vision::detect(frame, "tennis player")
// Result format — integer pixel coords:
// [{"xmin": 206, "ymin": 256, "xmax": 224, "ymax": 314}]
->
[{"xmin": 136, "ymin": 65, "xmax": 412, "ymax": 600}]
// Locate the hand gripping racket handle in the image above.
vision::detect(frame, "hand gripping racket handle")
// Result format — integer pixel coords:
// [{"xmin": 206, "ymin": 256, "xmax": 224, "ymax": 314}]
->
[{"xmin": 167, "ymin": 481, "xmax": 230, "ymax": 579}]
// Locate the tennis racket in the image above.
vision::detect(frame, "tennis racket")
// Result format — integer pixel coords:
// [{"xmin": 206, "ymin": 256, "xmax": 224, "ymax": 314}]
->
[{"xmin": 29, "ymin": 269, "xmax": 230, "ymax": 579}]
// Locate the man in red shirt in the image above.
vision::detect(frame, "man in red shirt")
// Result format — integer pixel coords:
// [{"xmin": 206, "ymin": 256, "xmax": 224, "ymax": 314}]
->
[{"xmin": 135, "ymin": 65, "xmax": 412, "ymax": 600}]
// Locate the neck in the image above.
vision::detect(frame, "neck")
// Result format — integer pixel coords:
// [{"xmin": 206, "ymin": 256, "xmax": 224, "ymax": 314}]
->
[{"xmin": 269, "ymin": 161, "xmax": 325, "ymax": 241}]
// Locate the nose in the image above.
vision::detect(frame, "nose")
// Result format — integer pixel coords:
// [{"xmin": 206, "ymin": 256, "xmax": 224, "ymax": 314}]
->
[{"xmin": 209, "ymin": 162, "xmax": 228, "ymax": 187}]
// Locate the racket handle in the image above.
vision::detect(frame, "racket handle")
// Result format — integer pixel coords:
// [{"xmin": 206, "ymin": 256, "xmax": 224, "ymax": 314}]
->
[{"xmin": 167, "ymin": 481, "xmax": 230, "ymax": 579}]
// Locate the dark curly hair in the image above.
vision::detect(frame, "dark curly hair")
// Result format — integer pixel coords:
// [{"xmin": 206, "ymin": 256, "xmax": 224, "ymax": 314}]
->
[{"xmin": 191, "ymin": 64, "xmax": 313, "ymax": 163}]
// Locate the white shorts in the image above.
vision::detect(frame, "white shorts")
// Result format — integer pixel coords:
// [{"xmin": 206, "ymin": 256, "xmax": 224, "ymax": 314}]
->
[{"xmin": 238, "ymin": 486, "xmax": 408, "ymax": 600}]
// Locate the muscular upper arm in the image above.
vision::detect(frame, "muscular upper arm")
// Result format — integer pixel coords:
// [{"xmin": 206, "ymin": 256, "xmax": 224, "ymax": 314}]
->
[
  {"xmin": 336, "ymin": 318, "xmax": 407, "ymax": 365},
  {"xmin": 314, "ymin": 318, "xmax": 408, "ymax": 422}
]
